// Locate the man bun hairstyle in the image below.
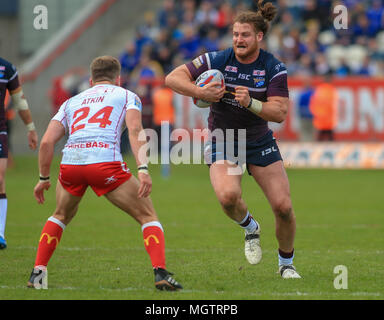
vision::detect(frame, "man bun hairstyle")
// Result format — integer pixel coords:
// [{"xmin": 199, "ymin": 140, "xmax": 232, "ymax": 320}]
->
[
  {"xmin": 90, "ymin": 55, "xmax": 121, "ymax": 83},
  {"xmin": 234, "ymin": 0, "xmax": 277, "ymax": 35},
  {"xmin": 256, "ymin": 0, "xmax": 277, "ymax": 23}
]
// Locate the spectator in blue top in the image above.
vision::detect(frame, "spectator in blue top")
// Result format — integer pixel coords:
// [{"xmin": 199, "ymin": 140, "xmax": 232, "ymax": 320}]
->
[
  {"xmin": 366, "ymin": 0, "xmax": 384, "ymax": 35},
  {"xmin": 352, "ymin": 13, "xmax": 378, "ymax": 40},
  {"xmin": 134, "ymin": 26, "xmax": 154, "ymax": 57},
  {"xmin": 201, "ymin": 27, "xmax": 221, "ymax": 52},
  {"xmin": 356, "ymin": 56, "xmax": 372, "ymax": 76},
  {"xmin": 119, "ymin": 42, "xmax": 139, "ymax": 74},
  {"xmin": 158, "ymin": 0, "xmax": 180, "ymax": 28},
  {"xmin": 297, "ymin": 75, "xmax": 315, "ymax": 141},
  {"xmin": 179, "ymin": 25, "xmax": 201, "ymax": 60},
  {"xmin": 335, "ymin": 58, "xmax": 351, "ymax": 77}
]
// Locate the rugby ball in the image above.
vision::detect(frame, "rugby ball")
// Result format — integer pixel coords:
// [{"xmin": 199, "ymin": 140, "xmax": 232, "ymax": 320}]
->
[{"xmin": 193, "ymin": 69, "xmax": 225, "ymax": 108}]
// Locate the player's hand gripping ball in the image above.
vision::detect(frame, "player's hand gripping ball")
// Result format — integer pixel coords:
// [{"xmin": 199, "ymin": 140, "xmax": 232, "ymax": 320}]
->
[{"xmin": 193, "ymin": 69, "xmax": 225, "ymax": 108}]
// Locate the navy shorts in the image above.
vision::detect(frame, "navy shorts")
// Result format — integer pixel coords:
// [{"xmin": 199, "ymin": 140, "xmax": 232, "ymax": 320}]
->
[
  {"xmin": 204, "ymin": 130, "xmax": 282, "ymax": 175},
  {"xmin": 0, "ymin": 133, "xmax": 8, "ymax": 158}
]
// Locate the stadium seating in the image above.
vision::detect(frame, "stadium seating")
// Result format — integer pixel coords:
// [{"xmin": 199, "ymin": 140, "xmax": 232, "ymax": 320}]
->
[{"xmin": 119, "ymin": 0, "xmax": 384, "ymax": 80}]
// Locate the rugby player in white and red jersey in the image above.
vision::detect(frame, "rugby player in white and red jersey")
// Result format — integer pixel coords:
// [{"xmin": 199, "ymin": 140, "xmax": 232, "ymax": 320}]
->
[
  {"xmin": 0, "ymin": 57, "xmax": 38, "ymax": 249},
  {"xmin": 27, "ymin": 56, "xmax": 182, "ymax": 290},
  {"xmin": 166, "ymin": 1, "xmax": 301, "ymax": 278}
]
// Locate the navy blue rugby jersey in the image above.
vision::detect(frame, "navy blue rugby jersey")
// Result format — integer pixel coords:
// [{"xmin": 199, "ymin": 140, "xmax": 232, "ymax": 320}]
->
[
  {"xmin": 0, "ymin": 57, "xmax": 20, "ymax": 131},
  {"xmin": 186, "ymin": 48, "xmax": 289, "ymax": 142}
]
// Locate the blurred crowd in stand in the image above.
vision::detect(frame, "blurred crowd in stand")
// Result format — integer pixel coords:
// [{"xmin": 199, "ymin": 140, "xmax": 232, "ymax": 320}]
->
[{"xmin": 118, "ymin": 0, "xmax": 384, "ymax": 81}]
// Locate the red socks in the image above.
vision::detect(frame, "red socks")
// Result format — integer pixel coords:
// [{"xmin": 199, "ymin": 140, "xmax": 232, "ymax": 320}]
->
[
  {"xmin": 34, "ymin": 218, "xmax": 166, "ymax": 271},
  {"xmin": 34, "ymin": 217, "xmax": 66, "ymax": 268},
  {"xmin": 142, "ymin": 221, "xmax": 166, "ymax": 269}
]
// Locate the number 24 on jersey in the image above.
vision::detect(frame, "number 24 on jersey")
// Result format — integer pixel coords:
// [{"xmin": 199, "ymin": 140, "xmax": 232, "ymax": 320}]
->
[{"xmin": 71, "ymin": 106, "xmax": 113, "ymax": 134}]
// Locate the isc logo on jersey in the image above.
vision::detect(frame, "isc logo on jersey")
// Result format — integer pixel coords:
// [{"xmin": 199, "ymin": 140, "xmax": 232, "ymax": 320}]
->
[{"xmin": 238, "ymin": 73, "xmax": 250, "ymax": 80}]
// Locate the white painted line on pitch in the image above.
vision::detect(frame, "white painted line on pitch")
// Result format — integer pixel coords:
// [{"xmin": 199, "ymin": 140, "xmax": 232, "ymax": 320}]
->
[
  {"xmin": 10, "ymin": 246, "xmax": 384, "ymax": 255},
  {"xmin": 0, "ymin": 285, "xmax": 381, "ymax": 297}
]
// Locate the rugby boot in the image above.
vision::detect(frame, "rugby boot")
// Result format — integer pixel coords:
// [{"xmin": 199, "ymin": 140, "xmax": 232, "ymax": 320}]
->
[
  {"xmin": 279, "ymin": 265, "xmax": 301, "ymax": 279},
  {"xmin": 154, "ymin": 267, "xmax": 183, "ymax": 291},
  {"xmin": 27, "ymin": 267, "xmax": 48, "ymax": 289},
  {"xmin": 244, "ymin": 224, "xmax": 262, "ymax": 264}
]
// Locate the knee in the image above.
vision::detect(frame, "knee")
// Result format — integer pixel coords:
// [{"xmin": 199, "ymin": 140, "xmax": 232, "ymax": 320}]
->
[
  {"xmin": 52, "ymin": 213, "xmax": 67, "ymax": 225},
  {"xmin": 217, "ymin": 189, "xmax": 241, "ymax": 209},
  {"xmin": 53, "ymin": 209, "xmax": 75, "ymax": 225},
  {"xmin": 272, "ymin": 198, "xmax": 294, "ymax": 221}
]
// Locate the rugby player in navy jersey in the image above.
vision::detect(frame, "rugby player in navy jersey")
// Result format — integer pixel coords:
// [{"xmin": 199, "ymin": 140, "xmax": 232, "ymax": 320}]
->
[
  {"xmin": 0, "ymin": 57, "xmax": 38, "ymax": 249},
  {"xmin": 166, "ymin": 0, "xmax": 301, "ymax": 278}
]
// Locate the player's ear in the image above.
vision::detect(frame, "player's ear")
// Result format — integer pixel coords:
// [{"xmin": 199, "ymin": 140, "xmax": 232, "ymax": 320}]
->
[
  {"xmin": 256, "ymin": 31, "xmax": 264, "ymax": 42},
  {"xmin": 116, "ymin": 76, "xmax": 121, "ymax": 86},
  {"xmin": 89, "ymin": 77, "xmax": 93, "ymax": 86}
]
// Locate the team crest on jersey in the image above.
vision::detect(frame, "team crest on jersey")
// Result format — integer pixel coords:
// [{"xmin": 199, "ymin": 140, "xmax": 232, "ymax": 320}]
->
[
  {"xmin": 254, "ymin": 77, "xmax": 265, "ymax": 87},
  {"xmin": 253, "ymin": 69, "xmax": 265, "ymax": 76},
  {"xmin": 134, "ymin": 95, "xmax": 142, "ymax": 110},
  {"xmin": 225, "ymin": 66, "xmax": 238, "ymax": 73},
  {"xmin": 192, "ymin": 56, "xmax": 204, "ymax": 69}
]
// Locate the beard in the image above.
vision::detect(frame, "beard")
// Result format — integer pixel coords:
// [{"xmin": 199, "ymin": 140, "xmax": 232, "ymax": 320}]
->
[{"xmin": 233, "ymin": 42, "xmax": 259, "ymax": 61}]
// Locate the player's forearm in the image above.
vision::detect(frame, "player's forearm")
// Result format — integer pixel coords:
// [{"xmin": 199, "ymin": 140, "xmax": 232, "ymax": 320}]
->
[
  {"xmin": 166, "ymin": 78, "xmax": 199, "ymax": 98},
  {"xmin": 38, "ymin": 140, "xmax": 54, "ymax": 177},
  {"xmin": 258, "ymin": 101, "xmax": 287, "ymax": 123},
  {"xmin": 128, "ymin": 127, "xmax": 148, "ymax": 167},
  {"xmin": 18, "ymin": 109, "xmax": 32, "ymax": 124},
  {"xmin": 247, "ymin": 98, "xmax": 287, "ymax": 123},
  {"xmin": 165, "ymin": 67, "xmax": 199, "ymax": 98}
]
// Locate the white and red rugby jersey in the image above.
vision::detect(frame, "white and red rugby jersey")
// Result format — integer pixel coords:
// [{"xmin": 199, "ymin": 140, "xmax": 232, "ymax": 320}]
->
[{"xmin": 52, "ymin": 84, "xmax": 142, "ymax": 165}]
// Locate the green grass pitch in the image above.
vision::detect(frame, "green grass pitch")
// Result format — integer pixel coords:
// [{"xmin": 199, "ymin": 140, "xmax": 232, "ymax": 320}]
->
[{"xmin": 0, "ymin": 155, "xmax": 383, "ymax": 300}]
